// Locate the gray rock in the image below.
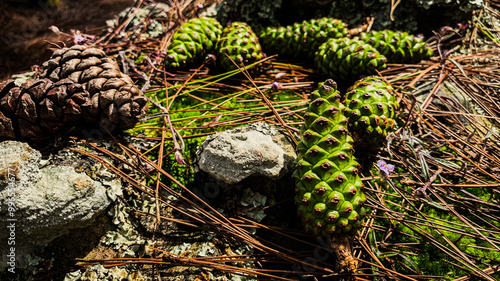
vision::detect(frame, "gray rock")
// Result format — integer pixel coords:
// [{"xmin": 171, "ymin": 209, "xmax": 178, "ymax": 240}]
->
[
  {"xmin": 196, "ymin": 122, "xmax": 296, "ymax": 184},
  {"xmin": 0, "ymin": 141, "xmax": 115, "ymax": 270}
]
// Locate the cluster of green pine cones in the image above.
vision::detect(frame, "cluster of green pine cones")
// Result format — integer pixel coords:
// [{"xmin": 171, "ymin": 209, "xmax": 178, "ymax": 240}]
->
[
  {"xmin": 164, "ymin": 17, "xmax": 433, "ymax": 81},
  {"xmin": 165, "ymin": 18, "xmax": 263, "ymax": 71},
  {"xmin": 165, "ymin": 17, "xmax": 406, "ymax": 243},
  {"xmin": 294, "ymin": 76, "xmax": 399, "ymax": 237}
]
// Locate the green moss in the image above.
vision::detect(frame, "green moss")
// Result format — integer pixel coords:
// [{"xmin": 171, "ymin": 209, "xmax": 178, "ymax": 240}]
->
[{"xmin": 369, "ymin": 173, "xmax": 500, "ymax": 279}]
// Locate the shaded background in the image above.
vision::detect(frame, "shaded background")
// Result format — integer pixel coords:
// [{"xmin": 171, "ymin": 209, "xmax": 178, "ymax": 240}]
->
[
  {"xmin": 0, "ymin": 0, "xmax": 134, "ymax": 80},
  {"xmin": 0, "ymin": 0, "xmax": 477, "ymax": 80}
]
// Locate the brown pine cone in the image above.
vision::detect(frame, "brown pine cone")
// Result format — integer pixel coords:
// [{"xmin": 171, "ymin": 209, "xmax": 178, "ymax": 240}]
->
[
  {"xmin": 40, "ymin": 45, "xmax": 148, "ymax": 130},
  {"xmin": 0, "ymin": 78, "xmax": 89, "ymax": 142}
]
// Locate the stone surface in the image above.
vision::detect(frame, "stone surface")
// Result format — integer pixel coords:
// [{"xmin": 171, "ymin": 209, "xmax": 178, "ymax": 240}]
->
[
  {"xmin": 196, "ymin": 122, "xmax": 296, "ymax": 184},
  {"xmin": 0, "ymin": 141, "xmax": 116, "ymax": 270}
]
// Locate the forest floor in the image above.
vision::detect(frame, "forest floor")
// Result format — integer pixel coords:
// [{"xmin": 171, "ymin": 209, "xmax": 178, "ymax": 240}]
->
[{"xmin": 1, "ymin": 1, "xmax": 500, "ymax": 280}]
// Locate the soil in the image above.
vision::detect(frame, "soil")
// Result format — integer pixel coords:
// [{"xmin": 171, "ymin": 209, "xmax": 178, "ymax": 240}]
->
[{"xmin": 0, "ymin": 0, "xmax": 135, "ymax": 80}]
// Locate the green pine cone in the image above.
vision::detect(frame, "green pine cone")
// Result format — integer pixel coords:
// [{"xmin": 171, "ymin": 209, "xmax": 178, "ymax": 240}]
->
[
  {"xmin": 216, "ymin": 22, "xmax": 264, "ymax": 71},
  {"xmin": 294, "ymin": 79, "xmax": 366, "ymax": 237},
  {"xmin": 259, "ymin": 18, "xmax": 348, "ymax": 60},
  {"xmin": 259, "ymin": 25, "xmax": 289, "ymax": 56},
  {"xmin": 358, "ymin": 30, "xmax": 433, "ymax": 64},
  {"xmin": 165, "ymin": 17, "xmax": 223, "ymax": 69},
  {"xmin": 344, "ymin": 76, "xmax": 399, "ymax": 149},
  {"xmin": 315, "ymin": 37, "xmax": 387, "ymax": 82}
]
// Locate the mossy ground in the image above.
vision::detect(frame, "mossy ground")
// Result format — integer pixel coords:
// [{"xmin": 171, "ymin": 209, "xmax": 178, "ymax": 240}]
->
[{"xmin": 129, "ymin": 72, "xmax": 306, "ymax": 191}]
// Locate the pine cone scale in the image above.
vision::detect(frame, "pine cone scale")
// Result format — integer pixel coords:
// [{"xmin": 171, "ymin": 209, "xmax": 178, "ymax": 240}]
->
[
  {"xmin": 118, "ymin": 103, "xmax": 132, "ymax": 117},
  {"xmin": 0, "ymin": 111, "xmax": 16, "ymax": 139},
  {"xmin": 62, "ymin": 99, "xmax": 82, "ymax": 121},
  {"xmin": 99, "ymin": 90, "xmax": 116, "ymax": 109},
  {"xmin": 114, "ymin": 91, "xmax": 132, "ymax": 107},
  {"xmin": 17, "ymin": 94, "xmax": 38, "ymax": 122},
  {"xmin": 102, "ymin": 78, "xmax": 127, "ymax": 90},
  {"xmin": 60, "ymin": 50, "xmax": 81, "ymax": 66},
  {"xmin": 81, "ymin": 48, "xmax": 105, "ymax": 57},
  {"xmin": 62, "ymin": 59, "xmax": 81, "ymax": 77},
  {"xmin": 39, "ymin": 99, "xmax": 59, "ymax": 121},
  {"xmin": 87, "ymin": 78, "xmax": 107, "ymax": 94},
  {"xmin": 87, "ymin": 95, "xmax": 100, "ymax": 118},
  {"xmin": 81, "ymin": 66, "xmax": 104, "ymax": 82},
  {"xmin": 75, "ymin": 56, "xmax": 102, "ymax": 71}
]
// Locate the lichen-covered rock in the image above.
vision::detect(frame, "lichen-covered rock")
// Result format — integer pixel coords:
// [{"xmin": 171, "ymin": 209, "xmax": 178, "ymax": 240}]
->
[
  {"xmin": 64, "ymin": 264, "xmax": 145, "ymax": 281},
  {"xmin": 216, "ymin": 0, "xmax": 479, "ymax": 35},
  {"xmin": 0, "ymin": 141, "xmax": 119, "ymax": 270},
  {"xmin": 104, "ymin": 3, "xmax": 170, "ymax": 42},
  {"xmin": 328, "ymin": 0, "xmax": 479, "ymax": 33},
  {"xmin": 196, "ymin": 122, "xmax": 296, "ymax": 184},
  {"xmin": 215, "ymin": 0, "xmax": 282, "ymax": 29}
]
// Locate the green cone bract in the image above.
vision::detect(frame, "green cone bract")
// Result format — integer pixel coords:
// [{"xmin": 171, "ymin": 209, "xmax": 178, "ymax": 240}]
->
[{"xmin": 294, "ymin": 79, "xmax": 366, "ymax": 237}]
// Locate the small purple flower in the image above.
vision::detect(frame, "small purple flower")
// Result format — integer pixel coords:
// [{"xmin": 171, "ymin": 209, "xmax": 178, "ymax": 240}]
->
[
  {"xmin": 197, "ymin": 3, "xmax": 203, "ymax": 9},
  {"xmin": 377, "ymin": 160, "xmax": 395, "ymax": 176},
  {"xmin": 271, "ymin": 81, "xmax": 280, "ymax": 89},
  {"xmin": 74, "ymin": 33, "xmax": 86, "ymax": 43},
  {"xmin": 417, "ymin": 34, "xmax": 424, "ymax": 39}
]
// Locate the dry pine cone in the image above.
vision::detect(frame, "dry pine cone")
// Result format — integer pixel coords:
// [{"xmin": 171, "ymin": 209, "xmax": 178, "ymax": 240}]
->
[
  {"xmin": 0, "ymin": 45, "xmax": 148, "ymax": 142},
  {"xmin": 40, "ymin": 45, "xmax": 148, "ymax": 130}
]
